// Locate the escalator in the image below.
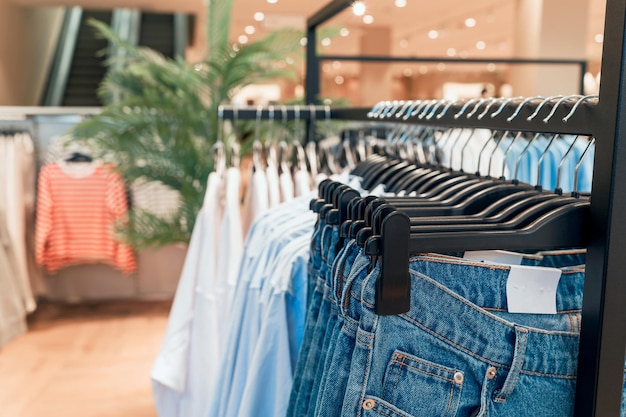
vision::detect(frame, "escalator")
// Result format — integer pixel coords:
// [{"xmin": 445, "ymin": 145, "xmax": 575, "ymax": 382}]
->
[{"xmin": 42, "ymin": 8, "xmax": 188, "ymax": 106}]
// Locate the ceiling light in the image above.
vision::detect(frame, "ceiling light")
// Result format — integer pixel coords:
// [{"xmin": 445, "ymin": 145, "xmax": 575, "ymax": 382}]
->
[
  {"xmin": 487, "ymin": 63, "xmax": 497, "ymax": 72},
  {"xmin": 403, "ymin": 68, "xmax": 413, "ymax": 77},
  {"xmin": 238, "ymin": 35, "xmax": 248, "ymax": 44},
  {"xmin": 286, "ymin": 57, "xmax": 295, "ymax": 65},
  {"xmin": 419, "ymin": 66, "xmax": 428, "ymax": 74},
  {"xmin": 595, "ymin": 33, "xmax": 604, "ymax": 43},
  {"xmin": 332, "ymin": 61, "xmax": 342, "ymax": 69},
  {"xmin": 335, "ymin": 75, "xmax": 345, "ymax": 85},
  {"xmin": 428, "ymin": 30, "xmax": 439, "ymax": 40},
  {"xmin": 437, "ymin": 63, "xmax": 446, "ymax": 71},
  {"xmin": 395, "ymin": 0, "xmax": 407, "ymax": 7},
  {"xmin": 323, "ymin": 64, "xmax": 331, "ymax": 73},
  {"xmin": 447, "ymin": 48, "xmax": 456, "ymax": 57},
  {"xmin": 245, "ymin": 25, "xmax": 256, "ymax": 35},
  {"xmin": 300, "ymin": 37, "xmax": 308, "ymax": 46},
  {"xmin": 254, "ymin": 12, "xmax": 265, "ymax": 22},
  {"xmin": 340, "ymin": 27, "xmax": 350, "ymax": 37},
  {"xmin": 400, "ymin": 39, "xmax": 409, "ymax": 48},
  {"xmin": 465, "ymin": 18, "xmax": 476, "ymax": 28},
  {"xmin": 363, "ymin": 15, "xmax": 374, "ymax": 24},
  {"xmin": 321, "ymin": 37, "xmax": 331, "ymax": 46},
  {"xmin": 267, "ymin": 0, "xmax": 277, "ymax": 3},
  {"xmin": 352, "ymin": 1, "xmax": 366, "ymax": 16},
  {"xmin": 476, "ymin": 41, "xmax": 486, "ymax": 50}
]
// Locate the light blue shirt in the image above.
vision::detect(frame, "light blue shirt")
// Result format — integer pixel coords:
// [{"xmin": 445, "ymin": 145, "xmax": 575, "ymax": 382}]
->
[{"xmin": 206, "ymin": 193, "xmax": 316, "ymax": 417}]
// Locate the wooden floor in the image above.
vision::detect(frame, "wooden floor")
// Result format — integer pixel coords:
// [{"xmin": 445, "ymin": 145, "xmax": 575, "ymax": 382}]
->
[{"xmin": 0, "ymin": 301, "xmax": 171, "ymax": 417}]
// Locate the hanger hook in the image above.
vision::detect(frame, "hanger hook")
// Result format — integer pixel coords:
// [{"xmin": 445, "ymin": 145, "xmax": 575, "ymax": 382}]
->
[
  {"xmin": 395, "ymin": 101, "xmax": 413, "ymax": 118},
  {"xmin": 454, "ymin": 98, "xmax": 478, "ymax": 119},
  {"xmin": 526, "ymin": 95, "xmax": 564, "ymax": 121},
  {"xmin": 490, "ymin": 96, "xmax": 524, "ymax": 118},
  {"xmin": 425, "ymin": 100, "xmax": 446, "ymax": 120},
  {"xmin": 403, "ymin": 100, "xmax": 423, "ymax": 120},
  {"xmin": 507, "ymin": 96, "xmax": 545, "ymax": 122},
  {"xmin": 417, "ymin": 100, "xmax": 435, "ymax": 119},
  {"xmin": 477, "ymin": 97, "xmax": 503, "ymax": 120},
  {"xmin": 466, "ymin": 98, "xmax": 487, "ymax": 119},
  {"xmin": 563, "ymin": 94, "xmax": 599, "ymax": 122},
  {"xmin": 436, "ymin": 99, "xmax": 459, "ymax": 120},
  {"xmin": 367, "ymin": 101, "xmax": 384, "ymax": 118},
  {"xmin": 540, "ymin": 94, "xmax": 582, "ymax": 123}
]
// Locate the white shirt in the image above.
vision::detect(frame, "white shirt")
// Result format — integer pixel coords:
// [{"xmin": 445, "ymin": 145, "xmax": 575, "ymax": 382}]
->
[
  {"xmin": 265, "ymin": 163, "xmax": 281, "ymax": 208},
  {"xmin": 294, "ymin": 168, "xmax": 311, "ymax": 197},
  {"xmin": 151, "ymin": 171, "xmax": 224, "ymax": 417},
  {"xmin": 279, "ymin": 171, "xmax": 295, "ymax": 203},
  {"xmin": 243, "ymin": 168, "xmax": 269, "ymax": 238}
]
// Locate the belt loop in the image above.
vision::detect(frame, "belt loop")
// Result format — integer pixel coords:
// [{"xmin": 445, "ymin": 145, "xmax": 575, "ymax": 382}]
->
[{"xmin": 495, "ymin": 326, "xmax": 529, "ymax": 402}]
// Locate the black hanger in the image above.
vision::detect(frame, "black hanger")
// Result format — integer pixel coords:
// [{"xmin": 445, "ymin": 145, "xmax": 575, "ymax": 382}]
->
[
  {"xmin": 66, "ymin": 152, "xmax": 93, "ymax": 163},
  {"xmin": 363, "ymin": 200, "xmax": 590, "ymax": 315}
]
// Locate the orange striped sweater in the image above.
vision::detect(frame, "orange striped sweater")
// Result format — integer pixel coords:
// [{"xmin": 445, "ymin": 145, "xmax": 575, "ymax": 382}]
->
[{"xmin": 35, "ymin": 162, "xmax": 136, "ymax": 274}]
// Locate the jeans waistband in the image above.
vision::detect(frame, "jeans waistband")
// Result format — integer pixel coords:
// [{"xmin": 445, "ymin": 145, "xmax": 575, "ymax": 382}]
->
[
  {"xmin": 393, "ymin": 271, "xmax": 580, "ymax": 378},
  {"xmin": 358, "ymin": 255, "xmax": 584, "ymax": 313}
]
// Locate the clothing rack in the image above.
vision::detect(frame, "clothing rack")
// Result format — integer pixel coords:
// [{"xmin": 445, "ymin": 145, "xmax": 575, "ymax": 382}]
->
[{"xmin": 299, "ymin": 2, "xmax": 626, "ymax": 415}]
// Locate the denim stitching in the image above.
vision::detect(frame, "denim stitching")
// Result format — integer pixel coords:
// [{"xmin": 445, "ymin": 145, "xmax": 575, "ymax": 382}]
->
[
  {"xmin": 393, "ymin": 353, "xmax": 458, "ymax": 375},
  {"xmin": 368, "ymin": 398, "xmax": 415, "ymax": 417},
  {"xmin": 445, "ymin": 380, "xmax": 455, "ymax": 416},
  {"xmin": 568, "ymin": 313, "xmax": 575, "ymax": 333},
  {"xmin": 398, "ymin": 313, "xmax": 576, "ymax": 379},
  {"xmin": 390, "ymin": 360, "xmax": 455, "ymax": 383},
  {"xmin": 390, "ymin": 355, "xmax": 405, "ymax": 399},
  {"xmin": 408, "ymin": 271, "xmax": 580, "ymax": 337}
]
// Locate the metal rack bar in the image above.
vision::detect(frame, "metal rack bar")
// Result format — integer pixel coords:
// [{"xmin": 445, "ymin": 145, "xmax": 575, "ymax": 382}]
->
[{"xmin": 329, "ymin": 104, "xmax": 597, "ymax": 135}]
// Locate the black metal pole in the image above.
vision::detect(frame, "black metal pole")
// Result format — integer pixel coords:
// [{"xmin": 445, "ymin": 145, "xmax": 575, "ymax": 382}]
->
[
  {"xmin": 305, "ymin": 25, "xmax": 319, "ymax": 106},
  {"xmin": 574, "ymin": 0, "xmax": 626, "ymax": 416},
  {"xmin": 580, "ymin": 61, "xmax": 588, "ymax": 96}
]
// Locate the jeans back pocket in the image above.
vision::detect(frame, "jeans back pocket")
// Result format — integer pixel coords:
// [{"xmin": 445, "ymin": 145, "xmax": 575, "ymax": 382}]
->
[{"xmin": 382, "ymin": 350, "xmax": 463, "ymax": 417}]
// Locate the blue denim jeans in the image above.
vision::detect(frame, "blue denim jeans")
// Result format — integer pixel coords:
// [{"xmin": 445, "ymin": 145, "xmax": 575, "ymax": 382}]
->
[
  {"xmin": 286, "ymin": 220, "xmax": 327, "ymax": 416},
  {"xmin": 290, "ymin": 225, "xmax": 341, "ymax": 415},
  {"xmin": 314, "ymin": 241, "xmax": 371, "ymax": 417},
  {"xmin": 340, "ymin": 255, "xmax": 625, "ymax": 417}
]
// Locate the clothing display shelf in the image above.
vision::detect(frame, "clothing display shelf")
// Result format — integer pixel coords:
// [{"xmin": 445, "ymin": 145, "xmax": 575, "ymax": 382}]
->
[{"xmin": 300, "ymin": 2, "xmax": 626, "ymax": 416}]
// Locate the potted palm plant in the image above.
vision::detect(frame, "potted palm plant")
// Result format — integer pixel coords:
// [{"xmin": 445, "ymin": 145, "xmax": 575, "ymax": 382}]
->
[{"xmin": 72, "ymin": 0, "xmax": 303, "ymax": 250}]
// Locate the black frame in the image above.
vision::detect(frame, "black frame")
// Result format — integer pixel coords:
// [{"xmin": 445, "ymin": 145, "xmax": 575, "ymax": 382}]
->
[
  {"xmin": 301, "ymin": 1, "xmax": 626, "ymax": 416},
  {"xmin": 305, "ymin": 0, "xmax": 588, "ymax": 105}
]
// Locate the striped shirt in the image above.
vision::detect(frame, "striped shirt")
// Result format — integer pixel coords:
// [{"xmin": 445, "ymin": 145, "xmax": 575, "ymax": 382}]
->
[{"xmin": 35, "ymin": 162, "xmax": 136, "ymax": 274}]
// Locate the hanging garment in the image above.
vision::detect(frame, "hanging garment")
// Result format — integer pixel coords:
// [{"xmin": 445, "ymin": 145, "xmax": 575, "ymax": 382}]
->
[
  {"xmin": 205, "ymin": 193, "xmax": 317, "ymax": 417},
  {"xmin": 0, "ymin": 140, "xmax": 28, "ymax": 348},
  {"xmin": 242, "ymin": 167, "xmax": 269, "ymax": 237},
  {"xmin": 0, "ymin": 134, "xmax": 37, "ymax": 312},
  {"xmin": 151, "ymin": 170, "xmax": 224, "ymax": 417},
  {"xmin": 35, "ymin": 161, "xmax": 136, "ymax": 274}
]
